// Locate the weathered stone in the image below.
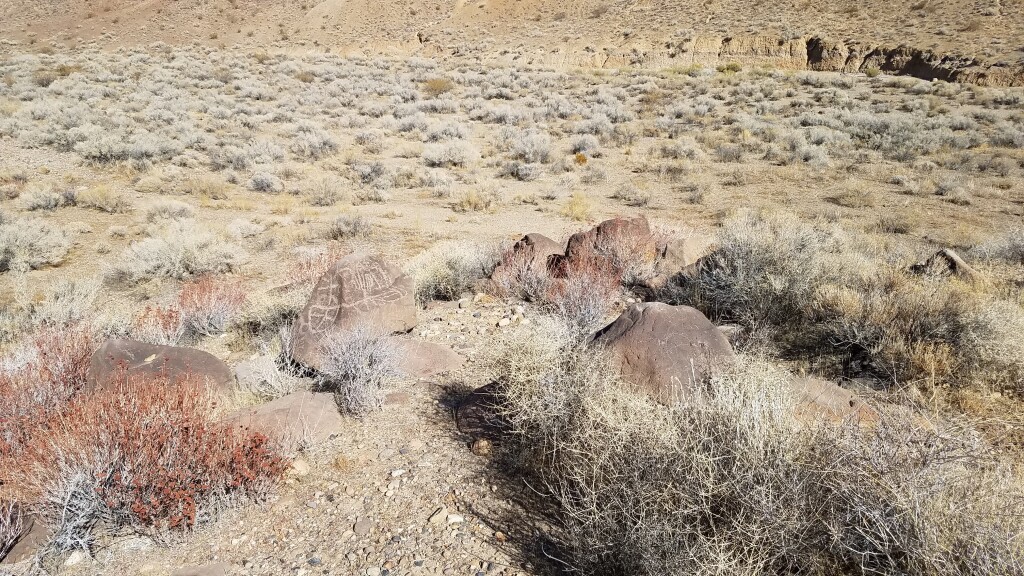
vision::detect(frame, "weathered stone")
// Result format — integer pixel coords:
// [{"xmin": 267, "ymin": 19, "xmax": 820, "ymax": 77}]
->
[
  {"xmin": 911, "ymin": 248, "xmax": 980, "ymax": 283},
  {"xmin": 397, "ymin": 339, "xmax": 464, "ymax": 379},
  {"xmin": 643, "ymin": 234, "xmax": 716, "ymax": 291},
  {"xmin": 591, "ymin": 303, "xmax": 735, "ymax": 405},
  {"xmin": 790, "ymin": 376, "xmax": 879, "ymax": 424},
  {"xmin": 86, "ymin": 339, "xmax": 233, "ymax": 393},
  {"xmin": 549, "ymin": 216, "xmax": 656, "ymax": 276},
  {"xmin": 230, "ymin": 391, "xmax": 343, "ymax": 446},
  {"xmin": 290, "ymin": 253, "xmax": 417, "ymax": 370}
]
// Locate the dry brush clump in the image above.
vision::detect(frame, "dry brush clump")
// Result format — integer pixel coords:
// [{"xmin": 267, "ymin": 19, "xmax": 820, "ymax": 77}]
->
[
  {"xmin": 406, "ymin": 241, "xmax": 501, "ymax": 305},
  {"xmin": 106, "ymin": 221, "xmax": 245, "ymax": 285},
  {"xmin": 0, "ymin": 327, "xmax": 285, "ymax": 556},
  {"xmin": 0, "ymin": 216, "xmax": 70, "ymax": 273},
  {"xmin": 2, "ymin": 376, "xmax": 286, "ymax": 554},
  {"xmin": 671, "ymin": 211, "xmax": 1024, "ymax": 392},
  {"xmin": 314, "ymin": 325, "xmax": 401, "ymax": 416},
  {"xmin": 488, "ymin": 320, "xmax": 1024, "ymax": 575}
]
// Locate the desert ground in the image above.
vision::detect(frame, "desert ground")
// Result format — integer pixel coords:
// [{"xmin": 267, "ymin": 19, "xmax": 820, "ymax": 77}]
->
[{"xmin": 1, "ymin": 8, "xmax": 1023, "ymax": 576}]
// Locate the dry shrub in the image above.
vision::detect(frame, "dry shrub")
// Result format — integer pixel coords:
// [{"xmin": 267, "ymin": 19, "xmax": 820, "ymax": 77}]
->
[
  {"xmin": 107, "ymin": 221, "xmax": 245, "ymax": 284},
  {"xmin": 131, "ymin": 304, "xmax": 185, "ymax": 346},
  {"xmin": 972, "ymin": 227, "xmax": 1024, "ymax": 264},
  {"xmin": 406, "ymin": 241, "xmax": 500, "ymax": 305},
  {"xmin": 489, "ymin": 326, "xmax": 1024, "ymax": 575},
  {"xmin": 489, "ymin": 247, "xmax": 553, "ymax": 302},
  {"xmin": 77, "ymin": 185, "xmax": 133, "ymax": 213},
  {"xmin": 315, "ymin": 326, "xmax": 401, "ymax": 415},
  {"xmin": 0, "ymin": 216, "xmax": 71, "ymax": 273},
  {"xmin": 671, "ymin": 211, "xmax": 1024, "ymax": 391},
  {"xmin": 288, "ymin": 244, "xmax": 347, "ymax": 286},
  {"xmin": 0, "ymin": 325, "xmax": 96, "ymax": 437},
  {"xmin": 0, "ymin": 500, "xmax": 25, "ymax": 560},
  {"xmin": 422, "ymin": 77, "xmax": 455, "ymax": 98},
  {"xmin": 562, "ymin": 191, "xmax": 592, "ymax": 221},
  {"xmin": 2, "ymin": 376, "xmax": 285, "ymax": 552},
  {"xmin": 177, "ymin": 276, "xmax": 246, "ymax": 337},
  {"xmin": 544, "ymin": 255, "xmax": 621, "ymax": 336}
]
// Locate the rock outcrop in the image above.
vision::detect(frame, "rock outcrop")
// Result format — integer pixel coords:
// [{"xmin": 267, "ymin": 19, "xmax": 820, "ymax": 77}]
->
[
  {"xmin": 230, "ymin": 391, "xmax": 344, "ymax": 446},
  {"xmin": 590, "ymin": 302, "xmax": 736, "ymax": 405},
  {"xmin": 86, "ymin": 339, "xmax": 234, "ymax": 393},
  {"xmin": 290, "ymin": 253, "xmax": 417, "ymax": 370}
]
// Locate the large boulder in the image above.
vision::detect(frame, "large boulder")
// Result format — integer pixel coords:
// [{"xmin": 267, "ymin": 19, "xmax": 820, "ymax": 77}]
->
[
  {"xmin": 490, "ymin": 233, "xmax": 565, "ymax": 286},
  {"xmin": 230, "ymin": 391, "xmax": 343, "ymax": 446},
  {"xmin": 590, "ymin": 302, "xmax": 735, "ymax": 405},
  {"xmin": 86, "ymin": 339, "xmax": 234, "ymax": 393},
  {"xmin": 290, "ymin": 253, "xmax": 416, "ymax": 370},
  {"xmin": 642, "ymin": 234, "xmax": 716, "ymax": 292},
  {"xmin": 549, "ymin": 216, "xmax": 656, "ymax": 276},
  {"xmin": 0, "ymin": 513, "xmax": 46, "ymax": 565}
]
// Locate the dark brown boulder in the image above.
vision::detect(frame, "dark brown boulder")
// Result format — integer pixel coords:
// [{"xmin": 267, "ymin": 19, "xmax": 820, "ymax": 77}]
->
[
  {"xmin": 290, "ymin": 252, "xmax": 416, "ymax": 370},
  {"xmin": 489, "ymin": 233, "xmax": 565, "ymax": 296},
  {"xmin": 230, "ymin": 391, "xmax": 343, "ymax": 446},
  {"xmin": 590, "ymin": 302, "xmax": 735, "ymax": 405},
  {"xmin": 86, "ymin": 339, "xmax": 233, "ymax": 393},
  {"xmin": 549, "ymin": 215, "xmax": 656, "ymax": 277}
]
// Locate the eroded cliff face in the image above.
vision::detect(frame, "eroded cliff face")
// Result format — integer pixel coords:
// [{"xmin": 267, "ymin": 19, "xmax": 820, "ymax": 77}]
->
[
  {"xmin": 805, "ymin": 37, "xmax": 1024, "ymax": 86},
  {"xmin": 476, "ymin": 34, "xmax": 1024, "ymax": 87}
]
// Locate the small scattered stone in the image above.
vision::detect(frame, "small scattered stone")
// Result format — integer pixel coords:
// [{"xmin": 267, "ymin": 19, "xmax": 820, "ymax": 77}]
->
[
  {"xmin": 446, "ymin": 513, "xmax": 465, "ymax": 524},
  {"xmin": 354, "ymin": 517, "xmax": 375, "ymax": 535},
  {"xmin": 289, "ymin": 458, "xmax": 311, "ymax": 476},
  {"xmin": 428, "ymin": 507, "xmax": 448, "ymax": 525},
  {"xmin": 494, "ymin": 531, "xmax": 508, "ymax": 543},
  {"xmin": 471, "ymin": 438, "xmax": 493, "ymax": 457},
  {"xmin": 497, "ymin": 318, "xmax": 511, "ymax": 327}
]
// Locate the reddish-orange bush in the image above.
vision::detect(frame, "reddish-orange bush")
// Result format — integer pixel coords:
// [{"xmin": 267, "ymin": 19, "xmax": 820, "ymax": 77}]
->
[
  {"xmin": 132, "ymin": 304, "xmax": 185, "ymax": 345},
  {"xmin": 177, "ymin": 275, "xmax": 246, "ymax": 336},
  {"xmin": 0, "ymin": 324, "xmax": 96, "ymax": 457},
  {"xmin": 1, "ymin": 374, "xmax": 286, "ymax": 549}
]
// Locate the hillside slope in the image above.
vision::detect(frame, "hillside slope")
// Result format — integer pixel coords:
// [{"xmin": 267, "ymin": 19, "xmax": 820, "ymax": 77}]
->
[{"xmin": 1, "ymin": 0, "xmax": 1023, "ymax": 82}]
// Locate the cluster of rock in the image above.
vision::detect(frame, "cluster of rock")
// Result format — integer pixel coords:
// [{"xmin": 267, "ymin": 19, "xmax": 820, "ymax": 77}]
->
[
  {"xmin": 466, "ymin": 216, "xmax": 878, "ymax": 433},
  {"xmin": 491, "ymin": 215, "xmax": 711, "ymax": 293}
]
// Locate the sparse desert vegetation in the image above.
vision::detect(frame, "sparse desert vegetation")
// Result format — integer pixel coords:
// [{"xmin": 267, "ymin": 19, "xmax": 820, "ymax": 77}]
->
[{"xmin": 0, "ymin": 41, "xmax": 1022, "ymax": 576}]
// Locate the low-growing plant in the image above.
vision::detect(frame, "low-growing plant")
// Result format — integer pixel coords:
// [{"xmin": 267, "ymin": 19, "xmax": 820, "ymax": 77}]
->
[
  {"xmin": 315, "ymin": 326, "xmax": 401, "ymax": 415},
  {"xmin": 489, "ymin": 329, "xmax": 1024, "ymax": 576},
  {"xmin": 0, "ymin": 217, "xmax": 71, "ymax": 273},
  {"xmin": 1, "ymin": 375, "xmax": 286, "ymax": 553},
  {"xmin": 561, "ymin": 191, "xmax": 592, "ymax": 221},
  {"xmin": 78, "ymin": 185, "xmax": 133, "ymax": 213},
  {"xmin": 326, "ymin": 215, "xmax": 371, "ymax": 239},
  {"xmin": 177, "ymin": 276, "xmax": 247, "ymax": 337},
  {"xmin": 406, "ymin": 241, "xmax": 500, "ymax": 304},
  {"xmin": 106, "ymin": 221, "xmax": 245, "ymax": 284}
]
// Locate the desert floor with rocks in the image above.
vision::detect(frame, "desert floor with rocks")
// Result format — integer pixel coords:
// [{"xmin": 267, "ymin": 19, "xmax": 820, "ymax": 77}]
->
[{"xmin": 1, "ymin": 21, "xmax": 1023, "ymax": 576}]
